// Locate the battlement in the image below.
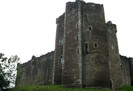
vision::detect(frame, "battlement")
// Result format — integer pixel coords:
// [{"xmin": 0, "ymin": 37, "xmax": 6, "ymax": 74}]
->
[
  {"xmin": 106, "ymin": 21, "xmax": 117, "ymax": 33},
  {"xmin": 120, "ymin": 55, "xmax": 132, "ymax": 61},
  {"xmin": 56, "ymin": 13, "xmax": 65, "ymax": 24},
  {"xmin": 85, "ymin": 2, "xmax": 103, "ymax": 8},
  {"xmin": 66, "ymin": 1, "xmax": 103, "ymax": 12},
  {"xmin": 16, "ymin": 51, "xmax": 54, "ymax": 86},
  {"xmin": 16, "ymin": 0, "xmax": 133, "ymax": 90}
]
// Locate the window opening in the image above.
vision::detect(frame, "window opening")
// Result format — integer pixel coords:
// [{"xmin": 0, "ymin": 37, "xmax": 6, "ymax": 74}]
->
[
  {"xmin": 110, "ymin": 80, "xmax": 112, "ymax": 89},
  {"xmin": 76, "ymin": 22, "xmax": 78, "ymax": 28},
  {"xmin": 88, "ymin": 25, "xmax": 93, "ymax": 31},
  {"xmin": 94, "ymin": 43, "xmax": 98, "ymax": 48},
  {"xmin": 121, "ymin": 65, "xmax": 122, "ymax": 70},
  {"xmin": 76, "ymin": 35, "xmax": 79, "ymax": 41},
  {"xmin": 76, "ymin": 47, "xmax": 79, "ymax": 55},
  {"xmin": 90, "ymin": 57, "xmax": 94, "ymax": 61},
  {"xmin": 89, "ymin": 27, "xmax": 92, "ymax": 30},
  {"xmin": 85, "ymin": 14, "xmax": 88, "ymax": 18},
  {"xmin": 59, "ymin": 56, "xmax": 63, "ymax": 64},
  {"xmin": 62, "ymin": 23, "xmax": 64, "ymax": 27},
  {"xmin": 60, "ymin": 38, "xmax": 64, "ymax": 45},
  {"xmin": 85, "ymin": 43, "xmax": 89, "ymax": 54}
]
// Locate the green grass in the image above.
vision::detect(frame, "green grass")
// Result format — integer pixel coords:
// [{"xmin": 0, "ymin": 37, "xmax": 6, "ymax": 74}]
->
[{"xmin": 9, "ymin": 85, "xmax": 133, "ymax": 91}]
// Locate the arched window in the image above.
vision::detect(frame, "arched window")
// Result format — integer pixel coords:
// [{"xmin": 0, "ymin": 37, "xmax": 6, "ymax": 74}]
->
[
  {"xmin": 90, "ymin": 56, "xmax": 95, "ymax": 61},
  {"xmin": 59, "ymin": 56, "xmax": 63, "ymax": 64}
]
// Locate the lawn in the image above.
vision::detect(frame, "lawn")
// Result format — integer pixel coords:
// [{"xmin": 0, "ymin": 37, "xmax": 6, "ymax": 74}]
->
[{"xmin": 9, "ymin": 85, "xmax": 133, "ymax": 91}]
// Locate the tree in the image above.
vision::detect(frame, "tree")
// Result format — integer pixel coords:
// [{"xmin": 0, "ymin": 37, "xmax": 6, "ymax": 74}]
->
[
  {"xmin": 0, "ymin": 53, "xmax": 20, "ymax": 89},
  {"xmin": 0, "ymin": 74, "xmax": 9, "ymax": 88}
]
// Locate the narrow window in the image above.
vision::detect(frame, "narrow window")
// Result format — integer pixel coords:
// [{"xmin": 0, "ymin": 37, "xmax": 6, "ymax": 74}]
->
[
  {"xmin": 76, "ymin": 35, "xmax": 79, "ymax": 41},
  {"xmin": 88, "ymin": 25, "xmax": 93, "ymax": 31},
  {"xmin": 76, "ymin": 47, "xmax": 79, "ymax": 55},
  {"xmin": 85, "ymin": 14, "xmax": 88, "ymax": 18},
  {"xmin": 85, "ymin": 43, "xmax": 89, "ymax": 54},
  {"xmin": 121, "ymin": 65, "xmax": 122, "ymax": 70},
  {"xmin": 59, "ymin": 56, "xmax": 63, "ymax": 64},
  {"xmin": 59, "ymin": 38, "xmax": 64, "ymax": 45},
  {"xmin": 62, "ymin": 23, "xmax": 64, "ymax": 27},
  {"xmin": 94, "ymin": 43, "xmax": 98, "ymax": 48},
  {"xmin": 76, "ymin": 22, "xmax": 78, "ymax": 28},
  {"xmin": 89, "ymin": 26, "xmax": 92, "ymax": 30},
  {"xmin": 110, "ymin": 80, "xmax": 112, "ymax": 89}
]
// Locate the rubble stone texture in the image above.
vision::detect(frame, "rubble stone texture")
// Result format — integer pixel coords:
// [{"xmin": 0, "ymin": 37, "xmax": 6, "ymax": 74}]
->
[{"xmin": 16, "ymin": 0, "xmax": 133, "ymax": 90}]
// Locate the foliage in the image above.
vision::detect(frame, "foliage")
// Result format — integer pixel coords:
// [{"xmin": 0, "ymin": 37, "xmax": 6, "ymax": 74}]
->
[
  {"xmin": 9, "ymin": 85, "xmax": 133, "ymax": 91},
  {"xmin": 0, "ymin": 74, "xmax": 9, "ymax": 88},
  {"xmin": 0, "ymin": 53, "xmax": 20, "ymax": 89}
]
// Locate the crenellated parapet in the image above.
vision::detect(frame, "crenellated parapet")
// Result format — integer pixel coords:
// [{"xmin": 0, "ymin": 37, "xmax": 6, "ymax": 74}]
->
[
  {"xmin": 106, "ymin": 21, "xmax": 117, "ymax": 33},
  {"xmin": 16, "ymin": 51, "xmax": 54, "ymax": 86},
  {"xmin": 16, "ymin": 0, "xmax": 133, "ymax": 90}
]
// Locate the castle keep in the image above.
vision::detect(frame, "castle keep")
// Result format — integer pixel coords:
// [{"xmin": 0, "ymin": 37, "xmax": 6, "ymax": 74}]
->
[
  {"xmin": 53, "ymin": 0, "xmax": 123, "ymax": 89},
  {"xmin": 16, "ymin": 0, "xmax": 133, "ymax": 89}
]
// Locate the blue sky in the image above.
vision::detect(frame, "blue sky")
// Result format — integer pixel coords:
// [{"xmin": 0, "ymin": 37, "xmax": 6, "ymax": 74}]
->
[{"xmin": 0, "ymin": 0, "xmax": 133, "ymax": 63}]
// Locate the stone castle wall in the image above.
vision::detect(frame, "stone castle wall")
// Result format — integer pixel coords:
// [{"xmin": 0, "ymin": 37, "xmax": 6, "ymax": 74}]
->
[
  {"xmin": 106, "ymin": 21, "xmax": 123, "ymax": 89},
  {"xmin": 53, "ymin": 0, "xmax": 123, "ymax": 89},
  {"xmin": 120, "ymin": 55, "xmax": 133, "ymax": 86},
  {"xmin": 15, "ymin": 52, "xmax": 133, "ymax": 87},
  {"xmin": 16, "ymin": 51, "xmax": 54, "ymax": 86},
  {"xmin": 16, "ymin": 0, "xmax": 133, "ymax": 89},
  {"xmin": 53, "ymin": 14, "xmax": 64, "ymax": 85}
]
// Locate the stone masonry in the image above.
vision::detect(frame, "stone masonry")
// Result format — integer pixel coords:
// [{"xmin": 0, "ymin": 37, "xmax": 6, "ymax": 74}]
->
[
  {"xmin": 16, "ymin": 51, "xmax": 54, "ymax": 85},
  {"xmin": 53, "ymin": 0, "xmax": 132, "ymax": 89},
  {"xmin": 16, "ymin": 0, "xmax": 133, "ymax": 90}
]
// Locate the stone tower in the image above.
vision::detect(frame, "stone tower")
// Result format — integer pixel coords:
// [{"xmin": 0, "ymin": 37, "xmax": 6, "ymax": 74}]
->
[{"xmin": 53, "ymin": 0, "xmax": 123, "ymax": 89}]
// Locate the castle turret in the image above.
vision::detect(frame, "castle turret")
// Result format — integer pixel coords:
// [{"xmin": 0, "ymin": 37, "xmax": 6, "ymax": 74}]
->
[
  {"xmin": 81, "ymin": 2, "xmax": 109, "ymax": 88},
  {"xmin": 62, "ymin": 0, "xmax": 83, "ymax": 87},
  {"xmin": 106, "ymin": 21, "xmax": 123, "ymax": 89},
  {"xmin": 53, "ymin": 14, "xmax": 65, "ymax": 85}
]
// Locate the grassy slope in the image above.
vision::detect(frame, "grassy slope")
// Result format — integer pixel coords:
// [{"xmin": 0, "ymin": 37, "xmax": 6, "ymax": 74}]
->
[{"xmin": 9, "ymin": 85, "xmax": 133, "ymax": 91}]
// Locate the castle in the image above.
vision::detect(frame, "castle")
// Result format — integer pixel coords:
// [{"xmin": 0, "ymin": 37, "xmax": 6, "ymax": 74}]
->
[{"xmin": 16, "ymin": 0, "xmax": 133, "ymax": 89}]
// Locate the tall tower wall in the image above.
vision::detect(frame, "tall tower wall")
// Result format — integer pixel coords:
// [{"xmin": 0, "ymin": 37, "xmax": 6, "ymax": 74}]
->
[
  {"xmin": 15, "ymin": 0, "xmax": 133, "ymax": 89},
  {"xmin": 62, "ymin": 1, "xmax": 82, "ymax": 87},
  {"xmin": 54, "ymin": 0, "xmax": 124, "ymax": 89},
  {"xmin": 53, "ymin": 14, "xmax": 64, "ymax": 84},
  {"xmin": 82, "ymin": 3, "xmax": 110, "ymax": 88},
  {"xmin": 106, "ymin": 21, "xmax": 123, "ymax": 89}
]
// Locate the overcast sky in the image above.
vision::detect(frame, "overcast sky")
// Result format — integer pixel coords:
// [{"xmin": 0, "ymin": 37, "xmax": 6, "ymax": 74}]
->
[{"xmin": 0, "ymin": 0, "xmax": 133, "ymax": 63}]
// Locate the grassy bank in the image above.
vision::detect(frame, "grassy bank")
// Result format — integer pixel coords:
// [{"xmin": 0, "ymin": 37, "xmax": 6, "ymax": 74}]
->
[{"xmin": 9, "ymin": 85, "xmax": 133, "ymax": 91}]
